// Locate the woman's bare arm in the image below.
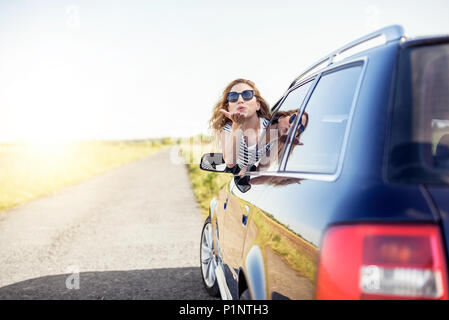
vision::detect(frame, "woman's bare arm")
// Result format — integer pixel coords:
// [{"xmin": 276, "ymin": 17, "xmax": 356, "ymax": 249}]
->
[
  {"xmin": 221, "ymin": 124, "xmax": 243, "ymax": 168},
  {"xmin": 219, "ymin": 109, "xmax": 245, "ymax": 168}
]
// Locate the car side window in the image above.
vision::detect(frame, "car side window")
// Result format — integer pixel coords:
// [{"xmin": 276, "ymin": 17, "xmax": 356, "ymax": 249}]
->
[
  {"xmin": 284, "ymin": 64, "xmax": 363, "ymax": 174},
  {"xmin": 253, "ymin": 80, "xmax": 314, "ymax": 173},
  {"xmin": 271, "ymin": 80, "xmax": 314, "ymax": 119}
]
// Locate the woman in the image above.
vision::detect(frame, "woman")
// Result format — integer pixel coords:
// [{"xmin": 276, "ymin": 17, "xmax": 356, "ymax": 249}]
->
[
  {"xmin": 209, "ymin": 79, "xmax": 271, "ymax": 171},
  {"xmin": 257, "ymin": 110, "xmax": 309, "ymax": 171},
  {"xmin": 272, "ymin": 109, "xmax": 309, "ymax": 145}
]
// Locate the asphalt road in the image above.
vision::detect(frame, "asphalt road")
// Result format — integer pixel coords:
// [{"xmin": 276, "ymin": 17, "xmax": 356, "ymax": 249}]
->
[{"xmin": 0, "ymin": 147, "xmax": 217, "ymax": 300}]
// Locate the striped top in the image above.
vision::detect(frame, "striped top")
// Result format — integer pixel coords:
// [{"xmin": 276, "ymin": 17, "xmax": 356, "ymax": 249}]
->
[{"xmin": 222, "ymin": 118, "xmax": 271, "ymax": 169}]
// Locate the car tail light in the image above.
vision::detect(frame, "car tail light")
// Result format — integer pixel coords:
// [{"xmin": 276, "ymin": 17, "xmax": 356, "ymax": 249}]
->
[{"xmin": 315, "ymin": 224, "xmax": 448, "ymax": 300}]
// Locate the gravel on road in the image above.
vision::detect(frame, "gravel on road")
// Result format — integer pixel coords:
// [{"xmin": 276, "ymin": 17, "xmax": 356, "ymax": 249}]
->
[{"xmin": 0, "ymin": 147, "xmax": 217, "ymax": 300}]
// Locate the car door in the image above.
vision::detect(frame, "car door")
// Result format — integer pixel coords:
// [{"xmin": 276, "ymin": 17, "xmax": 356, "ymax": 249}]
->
[
  {"xmin": 220, "ymin": 175, "xmax": 267, "ymax": 298},
  {"xmin": 242, "ymin": 63, "xmax": 365, "ymax": 300},
  {"xmin": 220, "ymin": 79, "xmax": 317, "ymax": 298},
  {"xmin": 212, "ymin": 176, "xmax": 232, "ymax": 261}
]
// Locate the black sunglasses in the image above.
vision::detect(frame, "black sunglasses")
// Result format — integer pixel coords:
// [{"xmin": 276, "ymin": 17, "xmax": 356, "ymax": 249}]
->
[
  {"xmin": 227, "ymin": 90, "xmax": 254, "ymax": 103},
  {"xmin": 289, "ymin": 113, "xmax": 305, "ymax": 134},
  {"xmin": 289, "ymin": 113, "xmax": 297, "ymax": 124}
]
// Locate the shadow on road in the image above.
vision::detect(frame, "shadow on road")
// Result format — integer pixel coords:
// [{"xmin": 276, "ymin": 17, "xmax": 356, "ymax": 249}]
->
[{"xmin": 0, "ymin": 267, "xmax": 219, "ymax": 300}]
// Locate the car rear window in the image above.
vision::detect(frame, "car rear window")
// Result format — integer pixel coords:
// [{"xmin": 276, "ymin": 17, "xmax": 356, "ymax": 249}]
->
[{"xmin": 389, "ymin": 42, "xmax": 449, "ymax": 184}]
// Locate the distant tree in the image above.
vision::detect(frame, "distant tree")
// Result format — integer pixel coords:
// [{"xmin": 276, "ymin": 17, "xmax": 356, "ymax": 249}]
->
[{"xmin": 160, "ymin": 137, "xmax": 174, "ymax": 145}]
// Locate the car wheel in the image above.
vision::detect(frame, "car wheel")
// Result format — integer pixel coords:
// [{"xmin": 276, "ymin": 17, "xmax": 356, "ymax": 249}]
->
[
  {"xmin": 200, "ymin": 217, "xmax": 220, "ymax": 297},
  {"xmin": 240, "ymin": 288, "xmax": 251, "ymax": 300}
]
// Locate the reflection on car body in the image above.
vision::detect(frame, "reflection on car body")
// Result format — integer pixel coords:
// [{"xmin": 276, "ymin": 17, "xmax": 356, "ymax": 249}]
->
[{"xmin": 199, "ymin": 25, "xmax": 449, "ymax": 300}]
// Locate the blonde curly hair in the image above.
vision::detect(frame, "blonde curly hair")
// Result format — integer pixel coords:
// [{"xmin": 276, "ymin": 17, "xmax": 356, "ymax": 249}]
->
[{"xmin": 209, "ymin": 78, "xmax": 271, "ymax": 132}]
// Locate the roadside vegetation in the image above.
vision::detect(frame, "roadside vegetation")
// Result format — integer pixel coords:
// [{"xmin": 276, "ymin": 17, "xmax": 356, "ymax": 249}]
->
[
  {"xmin": 0, "ymin": 139, "xmax": 172, "ymax": 211},
  {"xmin": 178, "ymin": 135, "xmax": 231, "ymax": 221}
]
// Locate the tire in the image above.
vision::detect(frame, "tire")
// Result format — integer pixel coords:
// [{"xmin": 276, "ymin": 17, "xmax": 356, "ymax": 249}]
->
[
  {"xmin": 240, "ymin": 288, "xmax": 252, "ymax": 300},
  {"xmin": 200, "ymin": 217, "xmax": 220, "ymax": 297}
]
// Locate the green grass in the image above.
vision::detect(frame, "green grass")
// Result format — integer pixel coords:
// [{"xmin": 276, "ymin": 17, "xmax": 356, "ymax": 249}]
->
[
  {"xmin": 179, "ymin": 139, "xmax": 231, "ymax": 221},
  {"xmin": 0, "ymin": 140, "xmax": 166, "ymax": 211}
]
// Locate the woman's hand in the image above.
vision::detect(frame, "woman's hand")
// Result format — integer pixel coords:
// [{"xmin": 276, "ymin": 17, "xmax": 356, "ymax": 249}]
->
[
  {"xmin": 220, "ymin": 109, "xmax": 245, "ymax": 169},
  {"xmin": 292, "ymin": 137, "xmax": 304, "ymax": 146},
  {"xmin": 219, "ymin": 109, "xmax": 245, "ymax": 127}
]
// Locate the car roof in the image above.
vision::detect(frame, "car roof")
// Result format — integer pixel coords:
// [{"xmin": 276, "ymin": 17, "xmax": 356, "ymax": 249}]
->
[
  {"xmin": 270, "ymin": 26, "xmax": 449, "ymax": 112},
  {"xmin": 400, "ymin": 35, "xmax": 449, "ymax": 49},
  {"xmin": 270, "ymin": 25, "xmax": 405, "ymax": 111},
  {"xmin": 294, "ymin": 25, "xmax": 404, "ymax": 83}
]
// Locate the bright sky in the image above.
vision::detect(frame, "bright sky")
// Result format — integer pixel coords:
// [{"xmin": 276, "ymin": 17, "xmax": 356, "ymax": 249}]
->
[{"xmin": 0, "ymin": 0, "xmax": 448, "ymax": 141}]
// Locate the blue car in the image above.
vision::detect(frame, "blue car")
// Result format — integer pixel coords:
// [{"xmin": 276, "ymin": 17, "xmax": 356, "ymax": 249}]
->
[{"xmin": 199, "ymin": 25, "xmax": 449, "ymax": 300}]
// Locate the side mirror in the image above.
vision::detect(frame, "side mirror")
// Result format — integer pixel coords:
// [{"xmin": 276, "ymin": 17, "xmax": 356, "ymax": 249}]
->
[
  {"xmin": 200, "ymin": 153, "xmax": 227, "ymax": 172},
  {"xmin": 235, "ymin": 175, "xmax": 251, "ymax": 193}
]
